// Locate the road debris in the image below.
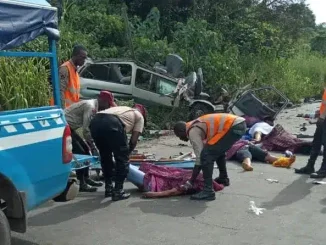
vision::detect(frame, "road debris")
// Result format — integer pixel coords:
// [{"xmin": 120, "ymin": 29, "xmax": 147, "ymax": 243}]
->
[
  {"xmin": 266, "ymin": 178, "xmax": 279, "ymax": 183},
  {"xmin": 313, "ymin": 181, "xmax": 326, "ymax": 185},
  {"xmin": 249, "ymin": 201, "xmax": 266, "ymax": 216}
]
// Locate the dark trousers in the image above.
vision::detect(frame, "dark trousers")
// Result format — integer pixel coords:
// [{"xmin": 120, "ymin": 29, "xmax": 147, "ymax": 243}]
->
[
  {"xmin": 235, "ymin": 145, "xmax": 267, "ymax": 162},
  {"xmin": 200, "ymin": 121, "xmax": 247, "ymax": 181},
  {"xmin": 308, "ymin": 120, "xmax": 326, "ymax": 170},
  {"xmin": 71, "ymin": 129, "xmax": 90, "ymax": 183},
  {"xmin": 90, "ymin": 114, "xmax": 129, "ymax": 187}
]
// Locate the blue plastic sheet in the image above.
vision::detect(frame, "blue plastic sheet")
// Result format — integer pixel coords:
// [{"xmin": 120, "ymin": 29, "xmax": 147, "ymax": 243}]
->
[{"xmin": 0, "ymin": 0, "xmax": 59, "ymax": 50}]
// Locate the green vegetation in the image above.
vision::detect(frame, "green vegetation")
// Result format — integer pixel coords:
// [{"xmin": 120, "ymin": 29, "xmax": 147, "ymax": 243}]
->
[{"xmin": 1, "ymin": 0, "xmax": 326, "ymax": 116}]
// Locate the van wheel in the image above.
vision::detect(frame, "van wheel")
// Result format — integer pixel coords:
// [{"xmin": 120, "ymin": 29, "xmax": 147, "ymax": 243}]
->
[
  {"xmin": 189, "ymin": 103, "xmax": 213, "ymax": 120},
  {"xmin": 0, "ymin": 208, "xmax": 11, "ymax": 245},
  {"xmin": 53, "ymin": 179, "xmax": 79, "ymax": 202}
]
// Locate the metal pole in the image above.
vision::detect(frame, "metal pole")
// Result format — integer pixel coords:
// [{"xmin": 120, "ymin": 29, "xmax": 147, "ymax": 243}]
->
[{"xmin": 49, "ymin": 39, "xmax": 61, "ymax": 107}]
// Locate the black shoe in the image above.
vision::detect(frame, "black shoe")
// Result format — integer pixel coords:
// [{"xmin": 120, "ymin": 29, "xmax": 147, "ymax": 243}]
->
[
  {"xmin": 85, "ymin": 178, "xmax": 103, "ymax": 187},
  {"xmin": 214, "ymin": 177, "xmax": 230, "ymax": 187},
  {"xmin": 105, "ymin": 184, "xmax": 114, "ymax": 198},
  {"xmin": 190, "ymin": 190, "xmax": 216, "ymax": 201},
  {"xmin": 310, "ymin": 170, "xmax": 326, "ymax": 179},
  {"xmin": 294, "ymin": 166, "xmax": 315, "ymax": 175},
  {"xmin": 112, "ymin": 190, "xmax": 130, "ymax": 201},
  {"xmin": 191, "ymin": 176, "xmax": 216, "ymax": 201},
  {"xmin": 79, "ymin": 183, "xmax": 97, "ymax": 192}
]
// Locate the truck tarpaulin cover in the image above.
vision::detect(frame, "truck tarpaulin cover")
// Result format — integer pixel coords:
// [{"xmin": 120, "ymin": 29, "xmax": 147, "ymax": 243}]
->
[{"xmin": 0, "ymin": 0, "xmax": 59, "ymax": 50}]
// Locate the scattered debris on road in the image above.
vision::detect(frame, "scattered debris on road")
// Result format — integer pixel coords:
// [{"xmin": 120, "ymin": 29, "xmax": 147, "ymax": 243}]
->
[
  {"xmin": 249, "ymin": 201, "xmax": 266, "ymax": 216},
  {"xmin": 266, "ymin": 178, "xmax": 279, "ymax": 183},
  {"xmin": 313, "ymin": 181, "xmax": 326, "ymax": 185}
]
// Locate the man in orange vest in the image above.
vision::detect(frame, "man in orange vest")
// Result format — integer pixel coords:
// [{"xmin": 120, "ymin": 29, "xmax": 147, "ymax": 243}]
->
[
  {"xmin": 174, "ymin": 113, "xmax": 246, "ymax": 201},
  {"xmin": 51, "ymin": 45, "xmax": 87, "ymax": 108},
  {"xmin": 295, "ymin": 85, "xmax": 326, "ymax": 178}
]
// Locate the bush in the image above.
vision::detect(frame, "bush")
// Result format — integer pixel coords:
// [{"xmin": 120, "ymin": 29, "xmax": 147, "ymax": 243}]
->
[{"xmin": 0, "ymin": 58, "xmax": 50, "ymax": 110}]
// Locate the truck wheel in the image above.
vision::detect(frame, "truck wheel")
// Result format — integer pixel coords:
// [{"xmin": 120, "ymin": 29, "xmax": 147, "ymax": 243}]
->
[
  {"xmin": 0, "ymin": 208, "xmax": 11, "ymax": 245},
  {"xmin": 189, "ymin": 103, "xmax": 213, "ymax": 120},
  {"xmin": 53, "ymin": 179, "xmax": 79, "ymax": 202}
]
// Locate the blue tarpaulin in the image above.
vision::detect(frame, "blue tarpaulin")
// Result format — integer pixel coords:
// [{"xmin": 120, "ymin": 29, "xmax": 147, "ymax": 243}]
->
[{"xmin": 0, "ymin": 0, "xmax": 59, "ymax": 50}]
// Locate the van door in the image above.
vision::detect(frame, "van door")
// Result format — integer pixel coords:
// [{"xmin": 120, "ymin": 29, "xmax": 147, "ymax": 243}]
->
[
  {"xmin": 228, "ymin": 86, "xmax": 289, "ymax": 120},
  {"xmin": 132, "ymin": 68, "xmax": 176, "ymax": 107},
  {"xmin": 79, "ymin": 63, "xmax": 133, "ymax": 100}
]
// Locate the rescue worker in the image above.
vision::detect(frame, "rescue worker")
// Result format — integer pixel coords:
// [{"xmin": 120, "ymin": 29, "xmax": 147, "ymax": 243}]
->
[
  {"xmin": 65, "ymin": 91, "xmax": 116, "ymax": 192},
  {"xmin": 174, "ymin": 113, "xmax": 246, "ymax": 201},
  {"xmin": 50, "ymin": 45, "xmax": 87, "ymax": 108},
  {"xmin": 295, "ymin": 78, "xmax": 326, "ymax": 178},
  {"xmin": 90, "ymin": 104, "xmax": 147, "ymax": 201}
]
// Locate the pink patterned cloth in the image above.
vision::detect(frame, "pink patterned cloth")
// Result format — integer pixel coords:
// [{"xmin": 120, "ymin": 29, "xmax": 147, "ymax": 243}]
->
[
  {"xmin": 139, "ymin": 163, "xmax": 224, "ymax": 192},
  {"xmin": 226, "ymin": 139, "xmax": 249, "ymax": 160}
]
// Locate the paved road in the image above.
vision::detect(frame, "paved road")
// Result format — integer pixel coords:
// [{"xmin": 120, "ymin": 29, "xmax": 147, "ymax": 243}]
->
[{"xmin": 13, "ymin": 103, "xmax": 325, "ymax": 245}]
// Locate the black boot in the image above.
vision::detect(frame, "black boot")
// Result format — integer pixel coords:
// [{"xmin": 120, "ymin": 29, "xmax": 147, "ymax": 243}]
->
[
  {"xmin": 190, "ymin": 164, "xmax": 215, "ymax": 201},
  {"xmin": 295, "ymin": 165, "xmax": 315, "ymax": 175},
  {"xmin": 104, "ymin": 180, "xmax": 114, "ymax": 198},
  {"xmin": 215, "ymin": 156, "xmax": 230, "ymax": 187},
  {"xmin": 214, "ymin": 177, "xmax": 230, "ymax": 186},
  {"xmin": 85, "ymin": 178, "xmax": 103, "ymax": 187},
  {"xmin": 310, "ymin": 170, "xmax": 326, "ymax": 179},
  {"xmin": 77, "ymin": 168, "xmax": 97, "ymax": 192},
  {"xmin": 310, "ymin": 159, "xmax": 326, "ymax": 178},
  {"xmin": 295, "ymin": 158, "xmax": 315, "ymax": 175},
  {"xmin": 79, "ymin": 183, "xmax": 97, "ymax": 192},
  {"xmin": 112, "ymin": 181, "xmax": 130, "ymax": 201}
]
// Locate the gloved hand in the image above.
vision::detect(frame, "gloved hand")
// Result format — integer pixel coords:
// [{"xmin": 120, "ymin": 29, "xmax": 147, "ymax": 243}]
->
[{"xmin": 180, "ymin": 180, "xmax": 193, "ymax": 191}]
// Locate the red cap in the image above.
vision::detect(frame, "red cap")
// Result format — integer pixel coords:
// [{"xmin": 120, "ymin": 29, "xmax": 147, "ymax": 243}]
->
[
  {"xmin": 99, "ymin": 90, "xmax": 117, "ymax": 107},
  {"xmin": 134, "ymin": 103, "xmax": 147, "ymax": 120}
]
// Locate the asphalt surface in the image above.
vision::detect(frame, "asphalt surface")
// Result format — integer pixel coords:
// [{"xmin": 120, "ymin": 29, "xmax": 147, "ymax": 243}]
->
[{"xmin": 12, "ymin": 103, "xmax": 326, "ymax": 245}]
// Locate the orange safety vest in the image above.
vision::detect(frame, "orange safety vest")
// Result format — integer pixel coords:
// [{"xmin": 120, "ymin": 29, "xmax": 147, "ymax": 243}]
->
[
  {"xmin": 320, "ymin": 89, "xmax": 326, "ymax": 115},
  {"xmin": 50, "ymin": 61, "xmax": 80, "ymax": 108},
  {"xmin": 186, "ymin": 113, "xmax": 238, "ymax": 145}
]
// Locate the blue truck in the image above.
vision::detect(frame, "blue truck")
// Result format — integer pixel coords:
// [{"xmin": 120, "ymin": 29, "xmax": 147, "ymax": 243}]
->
[{"xmin": 0, "ymin": 1, "xmax": 96, "ymax": 244}]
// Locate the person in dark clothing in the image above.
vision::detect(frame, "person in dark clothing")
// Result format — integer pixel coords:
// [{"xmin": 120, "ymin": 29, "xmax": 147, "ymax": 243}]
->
[
  {"xmin": 230, "ymin": 142, "xmax": 296, "ymax": 171},
  {"xmin": 295, "ymin": 83, "xmax": 326, "ymax": 178},
  {"xmin": 90, "ymin": 105, "xmax": 147, "ymax": 201},
  {"xmin": 65, "ymin": 90, "xmax": 116, "ymax": 192}
]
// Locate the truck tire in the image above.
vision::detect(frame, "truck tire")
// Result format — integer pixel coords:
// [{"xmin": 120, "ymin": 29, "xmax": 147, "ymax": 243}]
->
[
  {"xmin": 0, "ymin": 208, "xmax": 11, "ymax": 245},
  {"xmin": 53, "ymin": 178, "xmax": 79, "ymax": 202},
  {"xmin": 189, "ymin": 103, "xmax": 213, "ymax": 121}
]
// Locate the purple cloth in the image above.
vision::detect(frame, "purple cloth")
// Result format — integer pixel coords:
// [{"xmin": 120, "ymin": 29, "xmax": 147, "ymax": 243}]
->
[
  {"xmin": 139, "ymin": 163, "xmax": 224, "ymax": 192},
  {"xmin": 261, "ymin": 124, "xmax": 312, "ymax": 153}
]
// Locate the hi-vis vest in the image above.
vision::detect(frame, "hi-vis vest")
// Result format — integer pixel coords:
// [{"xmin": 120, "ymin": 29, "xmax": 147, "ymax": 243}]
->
[
  {"xmin": 186, "ymin": 113, "xmax": 238, "ymax": 145},
  {"xmin": 50, "ymin": 61, "xmax": 80, "ymax": 108},
  {"xmin": 320, "ymin": 89, "xmax": 326, "ymax": 115}
]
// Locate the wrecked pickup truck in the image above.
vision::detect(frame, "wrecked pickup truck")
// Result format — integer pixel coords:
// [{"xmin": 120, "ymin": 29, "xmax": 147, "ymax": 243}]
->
[
  {"xmin": 172, "ymin": 68, "xmax": 290, "ymax": 120},
  {"xmin": 79, "ymin": 54, "xmax": 289, "ymax": 120}
]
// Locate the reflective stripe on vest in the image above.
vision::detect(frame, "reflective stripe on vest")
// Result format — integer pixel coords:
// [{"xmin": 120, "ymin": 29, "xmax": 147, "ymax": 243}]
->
[
  {"xmin": 49, "ymin": 61, "xmax": 80, "ymax": 108},
  {"xmin": 186, "ymin": 113, "xmax": 238, "ymax": 145},
  {"xmin": 64, "ymin": 61, "xmax": 80, "ymax": 108},
  {"xmin": 320, "ymin": 89, "xmax": 326, "ymax": 115}
]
